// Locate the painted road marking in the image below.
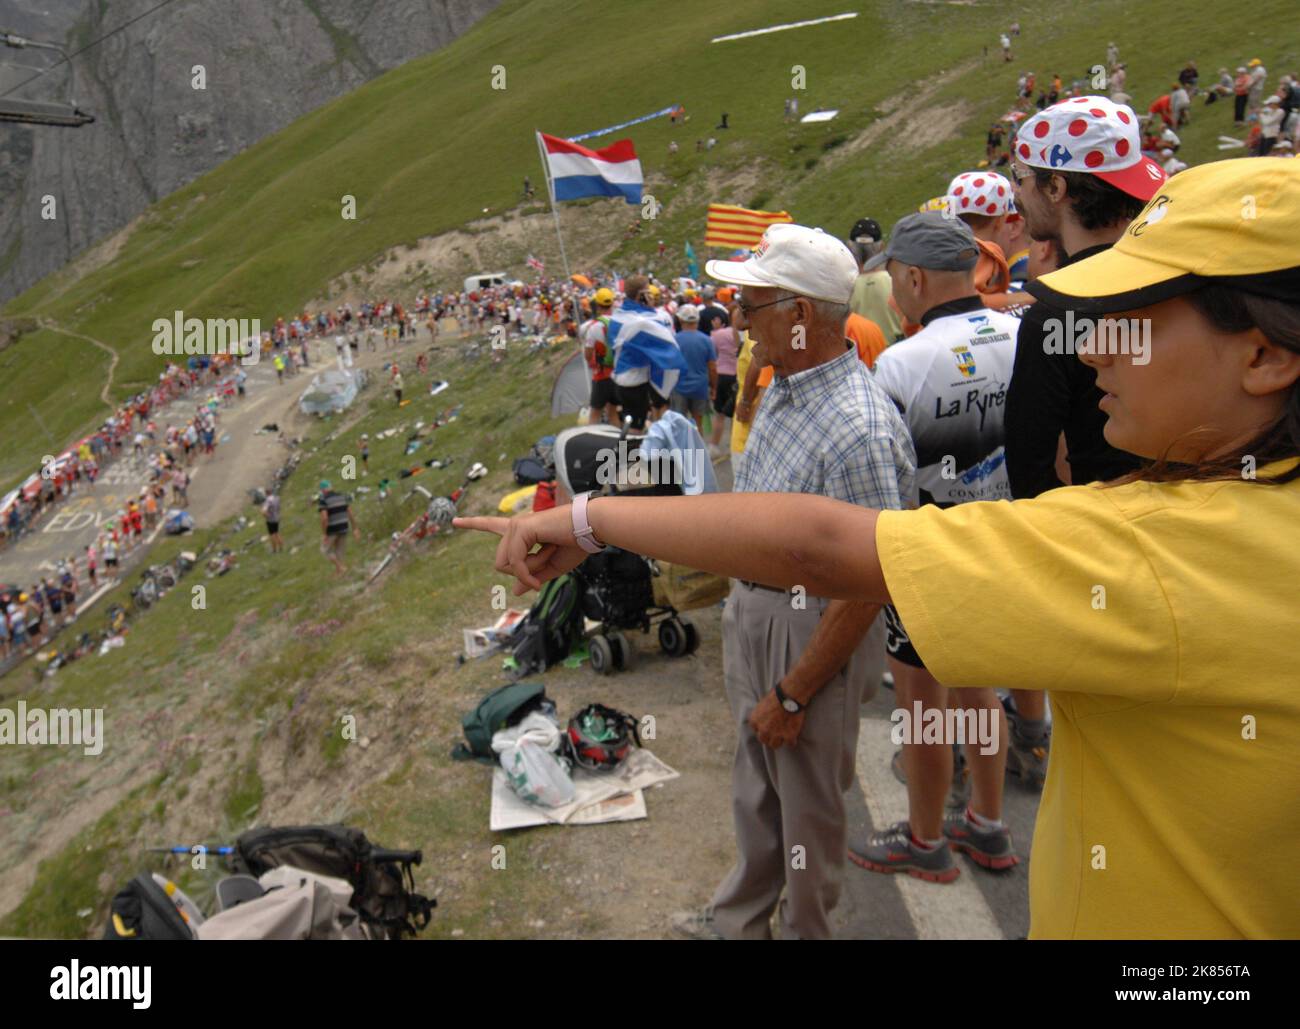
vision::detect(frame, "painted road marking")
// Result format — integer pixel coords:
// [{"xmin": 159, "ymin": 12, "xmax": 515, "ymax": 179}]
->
[{"xmin": 855, "ymin": 716, "xmax": 1004, "ymax": 940}]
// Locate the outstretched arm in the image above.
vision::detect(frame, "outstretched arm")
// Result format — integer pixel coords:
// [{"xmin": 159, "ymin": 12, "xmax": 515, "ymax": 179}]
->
[{"xmin": 456, "ymin": 493, "xmax": 892, "ymax": 604}]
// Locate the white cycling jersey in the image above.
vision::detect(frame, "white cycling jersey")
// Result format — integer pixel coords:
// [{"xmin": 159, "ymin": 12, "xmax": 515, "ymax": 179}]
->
[{"xmin": 871, "ymin": 301, "xmax": 1020, "ymax": 505}]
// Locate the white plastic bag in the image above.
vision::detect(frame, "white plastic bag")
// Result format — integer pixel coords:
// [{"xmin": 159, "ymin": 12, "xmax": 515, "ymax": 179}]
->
[{"xmin": 492, "ymin": 711, "xmax": 575, "ymax": 808}]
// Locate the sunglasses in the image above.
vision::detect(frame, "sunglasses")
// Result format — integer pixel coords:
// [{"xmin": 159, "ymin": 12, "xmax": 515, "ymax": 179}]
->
[
  {"xmin": 737, "ymin": 295, "xmax": 798, "ymax": 316},
  {"xmin": 1009, "ymin": 163, "xmax": 1036, "ymax": 185}
]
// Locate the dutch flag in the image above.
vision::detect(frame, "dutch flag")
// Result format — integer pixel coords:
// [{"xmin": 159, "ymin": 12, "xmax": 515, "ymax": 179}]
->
[
  {"xmin": 539, "ymin": 132, "xmax": 643, "ymax": 205},
  {"xmin": 609, "ymin": 299, "xmax": 686, "ymax": 398}
]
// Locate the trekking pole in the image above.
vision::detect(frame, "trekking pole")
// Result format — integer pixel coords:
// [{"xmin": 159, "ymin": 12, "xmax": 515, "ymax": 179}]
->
[{"xmin": 146, "ymin": 845, "xmax": 235, "ymax": 856}]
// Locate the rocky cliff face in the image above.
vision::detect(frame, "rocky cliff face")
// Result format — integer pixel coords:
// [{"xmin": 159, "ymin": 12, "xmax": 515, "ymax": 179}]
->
[{"xmin": 0, "ymin": 0, "xmax": 502, "ymax": 304}]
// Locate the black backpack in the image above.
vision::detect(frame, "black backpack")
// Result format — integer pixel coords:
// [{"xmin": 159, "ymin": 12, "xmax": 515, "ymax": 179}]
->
[
  {"xmin": 103, "ymin": 873, "xmax": 195, "ymax": 940},
  {"xmin": 510, "ymin": 572, "xmax": 583, "ymax": 676},
  {"xmin": 232, "ymin": 825, "xmax": 435, "ymax": 939},
  {"xmin": 513, "ymin": 456, "xmax": 552, "ymax": 485}
]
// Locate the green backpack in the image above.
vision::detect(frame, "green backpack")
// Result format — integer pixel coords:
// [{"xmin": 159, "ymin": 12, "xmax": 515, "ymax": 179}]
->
[{"xmin": 451, "ymin": 681, "xmax": 548, "ymax": 763}]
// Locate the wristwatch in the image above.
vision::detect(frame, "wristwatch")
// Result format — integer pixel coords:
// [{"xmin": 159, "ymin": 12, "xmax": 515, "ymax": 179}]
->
[{"xmin": 774, "ymin": 682, "xmax": 804, "ymax": 714}]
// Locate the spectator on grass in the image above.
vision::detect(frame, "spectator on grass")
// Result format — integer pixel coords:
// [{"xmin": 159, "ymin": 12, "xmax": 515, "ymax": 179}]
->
[
  {"xmin": 317, "ymin": 480, "xmax": 358, "ymax": 576},
  {"xmin": 263, "ymin": 490, "xmax": 283, "ymax": 554}
]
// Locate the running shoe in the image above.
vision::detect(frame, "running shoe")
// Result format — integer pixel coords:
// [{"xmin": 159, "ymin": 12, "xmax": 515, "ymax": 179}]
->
[
  {"xmin": 943, "ymin": 809, "xmax": 1021, "ymax": 871},
  {"xmin": 1002, "ymin": 698, "xmax": 1051, "ymax": 790},
  {"xmin": 849, "ymin": 821, "xmax": 959, "ymax": 883}
]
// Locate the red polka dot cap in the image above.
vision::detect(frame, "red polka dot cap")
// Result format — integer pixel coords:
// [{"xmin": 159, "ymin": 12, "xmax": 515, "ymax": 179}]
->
[
  {"xmin": 945, "ymin": 171, "xmax": 1016, "ymax": 217},
  {"xmin": 1015, "ymin": 95, "xmax": 1167, "ymax": 201}
]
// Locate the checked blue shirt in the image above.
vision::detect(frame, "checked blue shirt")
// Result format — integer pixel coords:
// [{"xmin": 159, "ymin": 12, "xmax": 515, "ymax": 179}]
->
[{"xmin": 737, "ymin": 346, "xmax": 917, "ymax": 512}]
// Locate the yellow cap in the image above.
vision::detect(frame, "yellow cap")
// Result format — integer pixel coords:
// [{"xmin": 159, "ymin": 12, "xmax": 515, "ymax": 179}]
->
[
  {"xmin": 593, "ymin": 287, "xmax": 615, "ymax": 307},
  {"xmin": 647, "ymin": 284, "xmax": 662, "ymax": 298},
  {"xmin": 918, "ymin": 196, "xmax": 949, "ymax": 213},
  {"xmin": 1029, "ymin": 158, "xmax": 1300, "ymax": 314}
]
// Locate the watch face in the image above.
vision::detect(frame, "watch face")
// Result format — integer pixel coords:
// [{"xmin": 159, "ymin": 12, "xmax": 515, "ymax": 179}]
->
[{"xmin": 782, "ymin": 698, "xmax": 800, "ymax": 713}]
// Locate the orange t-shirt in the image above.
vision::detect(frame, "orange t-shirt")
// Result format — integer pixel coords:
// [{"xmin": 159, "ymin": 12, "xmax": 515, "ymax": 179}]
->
[{"xmin": 757, "ymin": 314, "xmax": 887, "ymax": 386}]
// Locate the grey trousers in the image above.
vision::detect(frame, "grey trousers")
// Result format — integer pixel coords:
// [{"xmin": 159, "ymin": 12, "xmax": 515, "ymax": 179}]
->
[{"xmin": 710, "ymin": 581, "xmax": 884, "ymax": 940}]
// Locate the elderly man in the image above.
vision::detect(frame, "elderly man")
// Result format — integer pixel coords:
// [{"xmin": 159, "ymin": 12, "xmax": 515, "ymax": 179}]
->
[{"xmin": 671, "ymin": 223, "xmax": 917, "ymax": 940}]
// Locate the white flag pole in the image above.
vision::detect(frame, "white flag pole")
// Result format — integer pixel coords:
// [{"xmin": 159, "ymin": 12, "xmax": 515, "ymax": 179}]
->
[{"xmin": 536, "ymin": 130, "xmax": 573, "ymax": 281}]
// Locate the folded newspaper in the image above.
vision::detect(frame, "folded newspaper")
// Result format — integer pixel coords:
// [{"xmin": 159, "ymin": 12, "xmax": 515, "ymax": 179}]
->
[{"xmin": 490, "ymin": 748, "xmax": 680, "ymax": 831}]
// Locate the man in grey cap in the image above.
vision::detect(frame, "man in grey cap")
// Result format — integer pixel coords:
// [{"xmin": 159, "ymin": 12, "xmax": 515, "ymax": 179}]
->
[
  {"xmin": 671, "ymin": 223, "xmax": 917, "ymax": 939},
  {"xmin": 851, "ymin": 212, "xmax": 1022, "ymax": 882}
]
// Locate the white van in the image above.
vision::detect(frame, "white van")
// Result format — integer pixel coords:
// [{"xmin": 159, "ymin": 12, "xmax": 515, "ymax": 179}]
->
[{"xmin": 463, "ymin": 272, "xmax": 508, "ymax": 293}]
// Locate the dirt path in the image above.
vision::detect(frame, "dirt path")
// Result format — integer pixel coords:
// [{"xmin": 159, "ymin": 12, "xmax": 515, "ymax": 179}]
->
[
  {"xmin": 823, "ymin": 57, "xmax": 982, "ymax": 172},
  {"xmin": 36, "ymin": 319, "xmax": 121, "ymax": 407}
]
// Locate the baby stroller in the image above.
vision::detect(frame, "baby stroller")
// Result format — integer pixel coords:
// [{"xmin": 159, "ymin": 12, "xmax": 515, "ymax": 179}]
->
[{"xmin": 553, "ymin": 421, "xmax": 700, "ymax": 675}]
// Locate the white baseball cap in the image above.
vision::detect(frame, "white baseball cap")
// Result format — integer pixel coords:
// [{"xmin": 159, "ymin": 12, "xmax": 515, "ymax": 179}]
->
[
  {"xmin": 1015, "ymin": 95, "xmax": 1167, "ymax": 201},
  {"xmin": 676, "ymin": 304, "xmax": 700, "ymax": 322},
  {"xmin": 945, "ymin": 170, "xmax": 1016, "ymax": 217},
  {"xmin": 705, "ymin": 223, "xmax": 858, "ymax": 304}
]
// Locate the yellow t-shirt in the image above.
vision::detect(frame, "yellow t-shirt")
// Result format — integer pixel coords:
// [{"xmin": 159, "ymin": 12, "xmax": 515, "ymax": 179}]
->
[{"xmin": 875, "ymin": 469, "xmax": 1300, "ymax": 939}]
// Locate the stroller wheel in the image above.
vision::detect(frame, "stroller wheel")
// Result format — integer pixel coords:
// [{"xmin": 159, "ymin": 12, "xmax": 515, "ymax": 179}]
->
[
  {"xmin": 658, "ymin": 617, "xmax": 690, "ymax": 658},
  {"xmin": 681, "ymin": 617, "xmax": 700, "ymax": 655},
  {"xmin": 589, "ymin": 634, "xmax": 615, "ymax": 675},
  {"xmin": 609, "ymin": 632, "xmax": 637, "ymax": 671}
]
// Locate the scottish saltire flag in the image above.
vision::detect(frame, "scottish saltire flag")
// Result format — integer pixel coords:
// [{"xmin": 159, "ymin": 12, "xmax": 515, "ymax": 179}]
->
[
  {"xmin": 609, "ymin": 299, "xmax": 686, "ymax": 398},
  {"xmin": 539, "ymin": 132, "xmax": 643, "ymax": 205}
]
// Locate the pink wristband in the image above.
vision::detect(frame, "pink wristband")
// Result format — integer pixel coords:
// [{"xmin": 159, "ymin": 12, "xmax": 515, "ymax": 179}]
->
[{"xmin": 571, "ymin": 491, "xmax": 606, "ymax": 553}]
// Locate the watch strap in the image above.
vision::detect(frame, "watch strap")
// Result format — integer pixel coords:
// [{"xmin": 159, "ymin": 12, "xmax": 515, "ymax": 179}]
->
[{"xmin": 571, "ymin": 491, "xmax": 606, "ymax": 554}]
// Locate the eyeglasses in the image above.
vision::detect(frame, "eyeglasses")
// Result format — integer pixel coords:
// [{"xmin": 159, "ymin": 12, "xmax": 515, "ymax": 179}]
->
[
  {"xmin": 1009, "ymin": 163, "xmax": 1035, "ymax": 185},
  {"xmin": 737, "ymin": 295, "xmax": 798, "ymax": 316}
]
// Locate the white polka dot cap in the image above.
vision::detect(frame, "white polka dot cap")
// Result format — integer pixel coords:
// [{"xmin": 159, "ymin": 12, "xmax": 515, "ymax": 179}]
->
[
  {"xmin": 1015, "ymin": 95, "xmax": 1167, "ymax": 201},
  {"xmin": 945, "ymin": 171, "xmax": 1016, "ymax": 217}
]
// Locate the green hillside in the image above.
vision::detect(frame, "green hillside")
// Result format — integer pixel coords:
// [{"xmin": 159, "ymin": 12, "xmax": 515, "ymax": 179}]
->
[{"xmin": 3, "ymin": 0, "xmax": 1297, "ymax": 491}]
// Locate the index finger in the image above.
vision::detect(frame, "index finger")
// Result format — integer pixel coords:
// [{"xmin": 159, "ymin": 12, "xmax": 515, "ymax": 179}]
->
[{"xmin": 453, "ymin": 515, "xmax": 510, "ymax": 537}]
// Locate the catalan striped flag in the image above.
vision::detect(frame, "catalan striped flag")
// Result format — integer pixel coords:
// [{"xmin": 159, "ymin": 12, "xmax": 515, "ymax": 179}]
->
[{"xmin": 705, "ymin": 203, "xmax": 794, "ymax": 248}]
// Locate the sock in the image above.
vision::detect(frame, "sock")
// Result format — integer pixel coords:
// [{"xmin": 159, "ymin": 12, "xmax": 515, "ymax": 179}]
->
[
  {"xmin": 967, "ymin": 807, "xmax": 1005, "ymax": 831},
  {"xmin": 910, "ymin": 833, "xmax": 944, "ymax": 851}
]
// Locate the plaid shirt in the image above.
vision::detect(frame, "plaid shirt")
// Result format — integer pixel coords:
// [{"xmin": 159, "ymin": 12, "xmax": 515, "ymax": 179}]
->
[{"xmin": 737, "ymin": 347, "xmax": 917, "ymax": 512}]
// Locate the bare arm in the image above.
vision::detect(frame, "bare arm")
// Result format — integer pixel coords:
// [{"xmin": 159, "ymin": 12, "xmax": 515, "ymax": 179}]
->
[
  {"xmin": 456, "ymin": 493, "xmax": 891, "ymax": 604},
  {"xmin": 782, "ymin": 600, "xmax": 882, "ymax": 705}
]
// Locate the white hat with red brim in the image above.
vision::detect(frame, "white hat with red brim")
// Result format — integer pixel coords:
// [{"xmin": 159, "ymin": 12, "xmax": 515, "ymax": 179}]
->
[{"xmin": 1015, "ymin": 95, "xmax": 1168, "ymax": 201}]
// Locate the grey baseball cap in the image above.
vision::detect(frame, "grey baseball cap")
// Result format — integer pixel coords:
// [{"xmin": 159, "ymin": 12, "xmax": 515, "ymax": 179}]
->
[{"xmin": 863, "ymin": 212, "xmax": 980, "ymax": 273}]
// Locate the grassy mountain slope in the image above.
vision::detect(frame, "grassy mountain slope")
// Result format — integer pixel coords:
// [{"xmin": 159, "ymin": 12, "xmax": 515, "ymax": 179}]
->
[{"xmin": 3, "ymin": 0, "xmax": 1297, "ymax": 491}]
